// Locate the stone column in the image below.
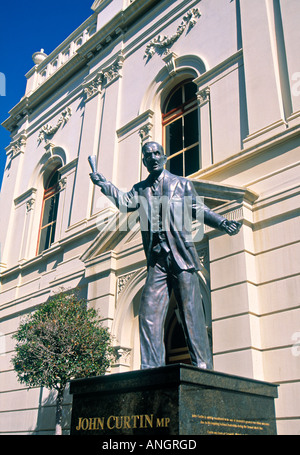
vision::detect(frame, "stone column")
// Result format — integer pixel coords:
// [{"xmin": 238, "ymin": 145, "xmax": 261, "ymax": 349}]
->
[
  {"xmin": 69, "ymin": 71, "xmax": 104, "ymax": 227},
  {"xmin": 1, "ymin": 134, "xmax": 27, "ymax": 267},
  {"xmin": 91, "ymin": 53, "xmax": 125, "ymax": 215},
  {"xmin": 197, "ymin": 87, "xmax": 213, "ymax": 168}
]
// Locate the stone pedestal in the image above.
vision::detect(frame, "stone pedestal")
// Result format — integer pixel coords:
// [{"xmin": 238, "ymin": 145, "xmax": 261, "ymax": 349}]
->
[{"xmin": 70, "ymin": 364, "xmax": 278, "ymax": 435}]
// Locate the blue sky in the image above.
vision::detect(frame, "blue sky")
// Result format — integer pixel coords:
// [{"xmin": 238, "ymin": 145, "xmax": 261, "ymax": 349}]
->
[{"xmin": 0, "ymin": 1, "xmax": 93, "ymax": 190}]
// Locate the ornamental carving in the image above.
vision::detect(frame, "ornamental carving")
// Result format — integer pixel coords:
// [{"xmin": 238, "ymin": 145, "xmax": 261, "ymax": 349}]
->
[
  {"xmin": 117, "ymin": 271, "xmax": 136, "ymax": 295},
  {"xmin": 198, "ymin": 247, "xmax": 209, "ymax": 270},
  {"xmin": 139, "ymin": 123, "xmax": 153, "ymax": 142},
  {"xmin": 114, "ymin": 347, "xmax": 132, "ymax": 366},
  {"xmin": 144, "ymin": 8, "xmax": 201, "ymax": 60},
  {"xmin": 83, "ymin": 53, "xmax": 124, "ymax": 101},
  {"xmin": 26, "ymin": 198, "xmax": 35, "ymax": 213},
  {"xmin": 10, "ymin": 133, "xmax": 27, "ymax": 156},
  {"xmin": 102, "ymin": 53, "xmax": 125, "ymax": 85},
  {"xmin": 58, "ymin": 177, "xmax": 67, "ymax": 191},
  {"xmin": 197, "ymin": 87, "xmax": 211, "ymax": 106},
  {"xmin": 162, "ymin": 52, "xmax": 178, "ymax": 76},
  {"xmin": 38, "ymin": 108, "xmax": 72, "ymax": 144},
  {"xmin": 83, "ymin": 72, "xmax": 104, "ymax": 100}
]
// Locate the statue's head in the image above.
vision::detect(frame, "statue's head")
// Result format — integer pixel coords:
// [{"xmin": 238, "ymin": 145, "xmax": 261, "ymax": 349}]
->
[{"xmin": 142, "ymin": 142, "xmax": 167, "ymax": 175}]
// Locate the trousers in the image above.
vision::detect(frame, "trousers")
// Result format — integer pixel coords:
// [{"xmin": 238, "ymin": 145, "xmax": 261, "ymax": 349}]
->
[{"xmin": 139, "ymin": 250, "xmax": 213, "ymax": 370}]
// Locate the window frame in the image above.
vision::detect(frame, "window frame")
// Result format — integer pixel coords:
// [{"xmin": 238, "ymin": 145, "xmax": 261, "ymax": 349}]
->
[
  {"xmin": 162, "ymin": 79, "xmax": 200, "ymax": 177},
  {"xmin": 165, "ymin": 311, "xmax": 192, "ymax": 366},
  {"xmin": 36, "ymin": 168, "xmax": 61, "ymax": 255}
]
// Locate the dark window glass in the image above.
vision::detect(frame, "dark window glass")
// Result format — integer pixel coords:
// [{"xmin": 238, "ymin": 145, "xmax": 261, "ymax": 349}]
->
[
  {"xmin": 166, "ymin": 118, "xmax": 183, "ymax": 156},
  {"xmin": 163, "ymin": 81, "xmax": 200, "ymax": 176},
  {"xmin": 184, "ymin": 82, "xmax": 197, "ymax": 103},
  {"xmin": 185, "ymin": 145, "xmax": 200, "ymax": 176},
  {"xmin": 166, "ymin": 87, "xmax": 183, "ymax": 112},
  {"xmin": 165, "ymin": 312, "xmax": 191, "ymax": 366},
  {"xmin": 37, "ymin": 169, "xmax": 60, "ymax": 255},
  {"xmin": 184, "ymin": 109, "xmax": 198, "ymax": 148},
  {"xmin": 170, "ymin": 320, "xmax": 187, "ymax": 349},
  {"xmin": 41, "ymin": 193, "xmax": 59, "ymax": 228},
  {"xmin": 168, "ymin": 154, "xmax": 183, "ymax": 176},
  {"xmin": 47, "ymin": 170, "xmax": 60, "ymax": 189}
]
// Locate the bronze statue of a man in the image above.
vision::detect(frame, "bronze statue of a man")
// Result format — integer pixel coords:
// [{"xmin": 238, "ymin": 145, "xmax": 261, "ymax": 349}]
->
[{"xmin": 90, "ymin": 142, "xmax": 241, "ymax": 370}]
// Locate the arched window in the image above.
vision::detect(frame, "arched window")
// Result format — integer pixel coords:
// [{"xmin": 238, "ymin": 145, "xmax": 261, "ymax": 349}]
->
[
  {"xmin": 162, "ymin": 80, "xmax": 200, "ymax": 177},
  {"xmin": 164, "ymin": 269, "xmax": 212, "ymax": 366},
  {"xmin": 37, "ymin": 167, "xmax": 61, "ymax": 254},
  {"xmin": 165, "ymin": 310, "xmax": 212, "ymax": 366},
  {"xmin": 165, "ymin": 311, "xmax": 192, "ymax": 366}
]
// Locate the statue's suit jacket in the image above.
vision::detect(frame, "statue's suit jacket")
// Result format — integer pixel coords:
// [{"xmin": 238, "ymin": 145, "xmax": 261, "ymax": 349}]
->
[{"xmin": 99, "ymin": 170, "xmax": 225, "ymax": 271}]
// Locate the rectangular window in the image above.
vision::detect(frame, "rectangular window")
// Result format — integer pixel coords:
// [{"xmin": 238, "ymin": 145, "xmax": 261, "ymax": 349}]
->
[
  {"xmin": 37, "ymin": 168, "xmax": 61, "ymax": 255},
  {"xmin": 37, "ymin": 191, "xmax": 59, "ymax": 254},
  {"xmin": 162, "ymin": 81, "xmax": 200, "ymax": 177}
]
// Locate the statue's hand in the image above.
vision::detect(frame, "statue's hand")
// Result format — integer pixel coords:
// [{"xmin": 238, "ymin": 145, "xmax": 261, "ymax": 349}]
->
[
  {"xmin": 90, "ymin": 172, "xmax": 107, "ymax": 186},
  {"xmin": 221, "ymin": 219, "xmax": 242, "ymax": 236}
]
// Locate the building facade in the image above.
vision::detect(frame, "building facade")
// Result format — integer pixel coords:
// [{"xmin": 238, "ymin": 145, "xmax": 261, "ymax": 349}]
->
[{"xmin": 0, "ymin": 0, "xmax": 299, "ymax": 435}]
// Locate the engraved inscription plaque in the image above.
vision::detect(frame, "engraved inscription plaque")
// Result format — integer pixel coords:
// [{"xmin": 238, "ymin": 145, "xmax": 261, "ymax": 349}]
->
[{"xmin": 70, "ymin": 364, "xmax": 278, "ymax": 435}]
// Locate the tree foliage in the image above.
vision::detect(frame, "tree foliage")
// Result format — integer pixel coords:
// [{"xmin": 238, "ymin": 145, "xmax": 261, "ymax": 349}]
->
[{"xmin": 12, "ymin": 289, "xmax": 116, "ymax": 434}]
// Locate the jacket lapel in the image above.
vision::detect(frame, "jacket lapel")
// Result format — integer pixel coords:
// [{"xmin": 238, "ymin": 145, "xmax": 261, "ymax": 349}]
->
[
  {"xmin": 163, "ymin": 170, "xmax": 179, "ymax": 198},
  {"xmin": 137, "ymin": 170, "xmax": 180, "ymax": 260},
  {"xmin": 138, "ymin": 170, "xmax": 179, "ymax": 218}
]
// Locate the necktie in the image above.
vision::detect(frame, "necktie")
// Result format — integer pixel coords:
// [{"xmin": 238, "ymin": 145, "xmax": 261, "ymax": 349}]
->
[
  {"xmin": 150, "ymin": 175, "xmax": 170, "ymax": 254},
  {"xmin": 151, "ymin": 178, "xmax": 160, "ymax": 195}
]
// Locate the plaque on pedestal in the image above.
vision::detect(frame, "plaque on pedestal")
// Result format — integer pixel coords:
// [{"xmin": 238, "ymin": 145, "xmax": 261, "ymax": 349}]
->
[{"xmin": 70, "ymin": 364, "xmax": 278, "ymax": 435}]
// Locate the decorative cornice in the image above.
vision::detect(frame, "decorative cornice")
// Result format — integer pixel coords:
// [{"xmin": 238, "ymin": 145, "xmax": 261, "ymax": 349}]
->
[
  {"xmin": 144, "ymin": 8, "xmax": 201, "ymax": 60},
  {"xmin": 117, "ymin": 109, "xmax": 154, "ymax": 139},
  {"xmin": 37, "ymin": 107, "xmax": 72, "ymax": 145},
  {"xmin": 2, "ymin": 0, "xmax": 161, "ymax": 133},
  {"xmin": 192, "ymin": 180, "xmax": 258, "ymax": 205},
  {"xmin": 14, "ymin": 187, "xmax": 37, "ymax": 208}
]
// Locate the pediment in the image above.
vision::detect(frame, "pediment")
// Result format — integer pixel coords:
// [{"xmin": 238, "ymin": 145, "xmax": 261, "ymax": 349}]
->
[
  {"xmin": 192, "ymin": 179, "xmax": 258, "ymax": 209},
  {"xmin": 80, "ymin": 180, "xmax": 258, "ymax": 263},
  {"xmin": 81, "ymin": 211, "xmax": 142, "ymax": 263}
]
